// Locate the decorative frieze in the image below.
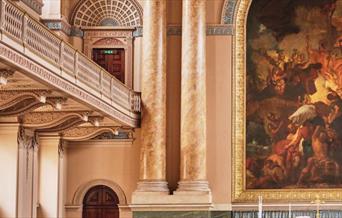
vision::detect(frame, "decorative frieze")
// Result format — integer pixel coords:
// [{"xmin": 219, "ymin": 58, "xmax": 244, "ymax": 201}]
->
[{"xmin": 46, "ymin": 24, "xmax": 233, "ymax": 38}]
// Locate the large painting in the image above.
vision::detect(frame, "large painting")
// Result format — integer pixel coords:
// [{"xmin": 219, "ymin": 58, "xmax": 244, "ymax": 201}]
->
[{"xmin": 233, "ymin": 0, "xmax": 342, "ymax": 201}]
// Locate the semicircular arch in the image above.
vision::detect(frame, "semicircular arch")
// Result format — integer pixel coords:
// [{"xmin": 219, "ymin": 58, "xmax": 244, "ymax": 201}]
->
[
  {"xmin": 72, "ymin": 179, "xmax": 127, "ymax": 205},
  {"xmin": 70, "ymin": 0, "xmax": 143, "ymax": 27}
]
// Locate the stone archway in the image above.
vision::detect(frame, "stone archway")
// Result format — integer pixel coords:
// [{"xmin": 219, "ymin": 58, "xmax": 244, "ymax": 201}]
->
[{"xmin": 72, "ymin": 179, "xmax": 127, "ymax": 206}]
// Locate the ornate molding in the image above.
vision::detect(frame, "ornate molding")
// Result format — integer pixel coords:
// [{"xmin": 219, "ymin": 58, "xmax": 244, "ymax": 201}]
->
[
  {"xmin": 36, "ymin": 117, "xmax": 83, "ymax": 133},
  {"xmin": 22, "ymin": 111, "xmax": 90, "ymax": 127},
  {"xmin": 0, "ymin": 43, "xmax": 140, "ymax": 127},
  {"xmin": 221, "ymin": 0, "xmax": 238, "ymax": 25},
  {"xmin": 0, "ymin": 91, "xmax": 68, "ymax": 117},
  {"xmin": 84, "ymin": 30, "xmax": 133, "ymax": 39},
  {"xmin": 42, "ymin": 19, "xmax": 72, "ymax": 35},
  {"xmin": 0, "ymin": 90, "xmax": 38, "ymax": 110},
  {"xmin": 141, "ymin": 25, "xmax": 234, "ymax": 36},
  {"xmin": 0, "ymin": 98, "xmax": 43, "ymax": 116},
  {"xmin": 62, "ymin": 126, "xmax": 126, "ymax": 141},
  {"xmin": 206, "ymin": 25, "xmax": 233, "ymax": 36},
  {"xmin": 72, "ymin": 179, "xmax": 127, "ymax": 206},
  {"xmin": 93, "ymin": 38, "xmax": 124, "ymax": 46}
]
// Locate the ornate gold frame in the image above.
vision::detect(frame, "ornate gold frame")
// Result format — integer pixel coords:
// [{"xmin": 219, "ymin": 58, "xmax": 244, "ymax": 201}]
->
[{"xmin": 232, "ymin": 0, "xmax": 342, "ymax": 202}]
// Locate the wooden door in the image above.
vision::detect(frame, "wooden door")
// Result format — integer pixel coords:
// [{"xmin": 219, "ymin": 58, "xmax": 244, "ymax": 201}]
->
[
  {"xmin": 92, "ymin": 48, "xmax": 125, "ymax": 83},
  {"xmin": 83, "ymin": 185, "xmax": 119, "ymax": 218}
]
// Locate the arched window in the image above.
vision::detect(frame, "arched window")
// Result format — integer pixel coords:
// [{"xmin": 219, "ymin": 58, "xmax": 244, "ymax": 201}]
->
[
  {"xmin": 71, "ymin": 0, "xmax": 142, "ymax": 27},
  {"xmin": 83, "ymin": 185, "xmax": 119, "ymax": 218}
]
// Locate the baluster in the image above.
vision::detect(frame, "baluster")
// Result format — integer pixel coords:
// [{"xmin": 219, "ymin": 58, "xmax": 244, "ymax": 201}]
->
[
  {"xmin": 99, "ymin": 70, "xmax": 103, "ymax": 94},
  {"xmin": 74, "ymin": 52, "xmax": 79, "ymax": 81},
  {"xmin": 21, "ymin": 13, "xmax": 28, "ymax": 45},
  {"xmin": 59, "ymin": 41, "xmax": 64, "ymax": 71},
  {"xmin": 110, "ymin": 77, "xmax": 114, "ymax": 101},
  {"xmin": 0, "ymin": 0, "xmax": 6, "ymax": 32}
]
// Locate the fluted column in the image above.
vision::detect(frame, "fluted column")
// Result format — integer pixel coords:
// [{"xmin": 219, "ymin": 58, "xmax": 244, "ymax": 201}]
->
[
  {"xmin": 136, "ymin": 0, "xmax": 168, "ymax": 192},
  {"xmin": 177, "ymin": 0, "xmax": 210, "ymax": 192}
]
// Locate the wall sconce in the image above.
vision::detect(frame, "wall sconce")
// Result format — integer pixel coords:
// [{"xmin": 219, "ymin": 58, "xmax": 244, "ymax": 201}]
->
[
  {"xmin": 55, "ymin": 101, "xmax": 62, "ymax": 110},
  {"xmin": 82, "ymin": 113, "xmax": 89, "ymax": 122},
  {"xmin": 0, "ymin": 69, "xmax": 14, "ymax": 85},
  {"xmin": 39, "ymin": 95, "xmax": 47, "ymax": 103}
]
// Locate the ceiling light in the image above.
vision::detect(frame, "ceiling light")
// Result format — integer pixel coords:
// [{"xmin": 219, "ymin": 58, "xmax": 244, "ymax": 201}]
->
[
  {"xmin": 39, "ymin": 95, "xmax": 46, "ymax": 103},
  {"xmin": 82, "ymin": 114, "xmax": 89, "ymax": 122},
  {"xmin": 55, "ymin": 101, "xmax": 62, "ymax": 110},
  {"xmin": 0, "ymin": 76, "xmax": 7, "ymax": 85},
  {"xmin": 93, "ymin": 119, "xmax": 100, "ymax": 127},
  {"xmin": 114, "ymin": 129, "xmax": 119, "ymax": 136}
]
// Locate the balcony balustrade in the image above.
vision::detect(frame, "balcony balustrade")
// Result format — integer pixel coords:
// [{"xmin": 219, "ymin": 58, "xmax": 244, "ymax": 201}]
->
[{"xmin": 0, "ymin": 0, "xmax": 141, "ymax": 127}]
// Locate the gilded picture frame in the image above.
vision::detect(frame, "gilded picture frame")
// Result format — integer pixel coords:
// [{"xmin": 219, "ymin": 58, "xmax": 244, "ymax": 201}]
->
[{"xmin": 232, "ymin": 0, "xmax": 342, "ymax": 202}]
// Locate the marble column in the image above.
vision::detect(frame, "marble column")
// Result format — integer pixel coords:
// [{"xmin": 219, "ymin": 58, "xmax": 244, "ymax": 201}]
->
[
  {"xmin": 135, "ymin": 0, "xmax": 168, "ymax": 192},
  {"xmin": 177, "ymin": 0, "xmax": 210, "ymax": 192}
]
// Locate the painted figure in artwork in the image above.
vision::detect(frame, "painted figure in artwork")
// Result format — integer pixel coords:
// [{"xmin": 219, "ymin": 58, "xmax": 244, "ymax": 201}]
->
[{"xmin": 246, "ymin": 0, "xmax": 342, "ymax": 189}]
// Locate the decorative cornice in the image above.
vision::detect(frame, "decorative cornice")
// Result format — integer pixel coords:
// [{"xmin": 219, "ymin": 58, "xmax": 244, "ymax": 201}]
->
[
  {"xmin": 206, "ymin": 25, "xmax": 233, "ymax": 36},
  {"xmin": 167, "ymin": 25, "xmax": 233, "ymax": 36},
  {"xmin": 46, "ymin": 24, "xmax": 233, "ymax": 37}
]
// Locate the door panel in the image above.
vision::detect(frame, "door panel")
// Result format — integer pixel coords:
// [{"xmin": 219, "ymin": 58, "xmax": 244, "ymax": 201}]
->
[
  {"xmin": 102, "ymin": 208, "xmax": 119, "ymax": 218},
  {"xmin": 83, "ymin": 185, "xmax": 119, "ymax": 218},
  {"xmin": 92, "ymin": 48, "xmax": 125, "ymax": 83}
]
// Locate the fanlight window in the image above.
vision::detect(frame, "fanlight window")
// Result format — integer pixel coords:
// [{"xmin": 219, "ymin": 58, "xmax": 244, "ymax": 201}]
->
[{"xmin": 72, "ymin": 0, "xmax": 142, "ymax": 27}]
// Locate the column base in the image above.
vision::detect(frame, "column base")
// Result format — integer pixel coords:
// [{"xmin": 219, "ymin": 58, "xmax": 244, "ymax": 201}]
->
[
  {"xmin": 132, "ymin": 181, "xmax": 169, "ymax": 204},
  {"xmin": 176, "ymin": 180, "xmax": 211, "ymax": 192},
  {"xmin": 174, "ymin": 180, "xmax": 212, "ymax": 204},
  {"xmin": 135, "ymin": 180, "xmax": 169, "ymax": 193}
]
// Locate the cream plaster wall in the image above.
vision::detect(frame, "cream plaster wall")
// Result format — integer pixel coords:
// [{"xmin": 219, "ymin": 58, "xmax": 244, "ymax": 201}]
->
[
  {"xmin": 0, "ymin": 123, "xmax": 19, "ymax": 218},
  {"xmin": 206, "ymin": 35, "xmax": 232, "ymax": 204},
  {"xmin": 207, "ymin": 0, "xmax": 225, "ymax": 24},
  {"xmin": 38, "ymin": 136, "xmax": 61, "ymax": 218},
  {"xmin": 65, "ymin": 131, "xmax": 141, "ymax": 210}
]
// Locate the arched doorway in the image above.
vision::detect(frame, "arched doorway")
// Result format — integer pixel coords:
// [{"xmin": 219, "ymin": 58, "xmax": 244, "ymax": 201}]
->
[{"xmin": 83, "ymin": 185, "xmax": 119, "ymax": 218}]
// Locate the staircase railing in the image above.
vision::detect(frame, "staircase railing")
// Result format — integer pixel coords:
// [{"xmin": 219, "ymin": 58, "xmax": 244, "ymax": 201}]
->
[{"xmin": 0, "ymin": 0, "xmax": 141, "ymax": 126}]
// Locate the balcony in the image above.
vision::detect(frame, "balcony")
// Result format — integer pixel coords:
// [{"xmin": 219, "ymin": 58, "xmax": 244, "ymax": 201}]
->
[{"xmin": 0, "ymin": 0, "xmax": 141, "ymax": 127}]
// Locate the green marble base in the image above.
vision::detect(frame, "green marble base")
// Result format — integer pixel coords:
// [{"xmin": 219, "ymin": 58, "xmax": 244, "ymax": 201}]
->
[{"xmin": 133, "ymin": 211, "xmax": 232, "ymax": 218}]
